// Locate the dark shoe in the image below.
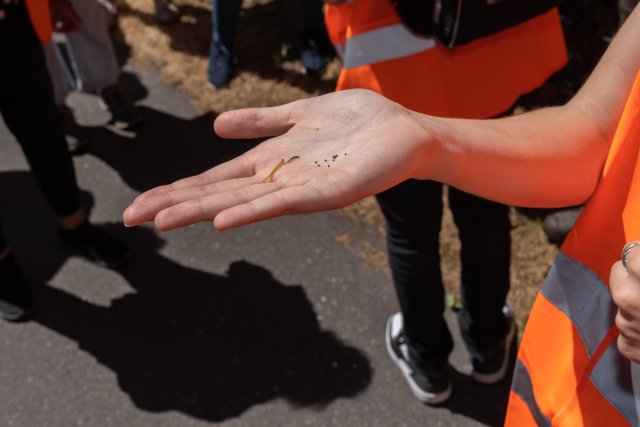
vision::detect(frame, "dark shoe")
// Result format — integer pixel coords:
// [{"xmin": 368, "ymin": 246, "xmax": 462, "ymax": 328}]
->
[
  {"xmin": 471, "ymin": 304, "xmax": 516, "ymax": 384},
  {"xmin": 207, "ymin": 44, "xmax": 233, "ymax": 88},
  {"xmin": 300, "ymin": 30, "xmax": 331, "ymax": 74},
  {"xmin": 542, "ymin": 206, "xmax": 584, "ymax": 245},
  {"xmin": 59, "ymin": 221, "xmax": 132, "ymax": 269},
  {"xmin": 154, "ymin": 0, "xmax": 180, "ymax": 25},
  {"xmin": 58, "ymin": 105, "xmax": 90, "ymax": 154},
  {"xmin": 386, "ymin": 312, "xmax": 452, "ymax": 404},
  {"xmin": 0, "ymin": 253, "xmax": 34, "ymax": 322},
  {"xmin": 99, "ymin": 84, "xmax": 143, "ymax": 130}
]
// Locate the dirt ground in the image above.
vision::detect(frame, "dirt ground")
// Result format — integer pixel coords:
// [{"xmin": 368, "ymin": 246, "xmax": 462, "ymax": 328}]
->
[{"xmin": 114, "ymin": 0, "xmax": 619, "ymax": 329}]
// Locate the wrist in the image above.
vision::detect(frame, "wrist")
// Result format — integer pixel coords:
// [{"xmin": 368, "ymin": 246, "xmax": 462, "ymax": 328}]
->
[{"xmin": 408, "ymin": 110, "xmax": 446, "ymax": 181}]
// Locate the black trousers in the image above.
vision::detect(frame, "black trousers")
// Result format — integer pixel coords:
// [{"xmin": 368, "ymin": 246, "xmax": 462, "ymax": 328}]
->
[
  {"xmin": 376, "ymin": 179, "xmax": 511, "ymax": 370},
  {"xmin": 0, "ymin": 3, "xmax": 81, "ymax": 250}
]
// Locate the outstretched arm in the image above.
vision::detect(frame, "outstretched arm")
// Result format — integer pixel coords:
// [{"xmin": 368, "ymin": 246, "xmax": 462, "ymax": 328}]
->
[{"xmin": 124, "ymin": 5, "xmax": 640, "ymax": 231}]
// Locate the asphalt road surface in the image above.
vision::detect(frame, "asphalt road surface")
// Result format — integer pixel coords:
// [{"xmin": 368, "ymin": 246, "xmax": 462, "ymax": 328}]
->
[{"xmin": 0, "ymin": 64, "xmax": 511, "ymax": 427}]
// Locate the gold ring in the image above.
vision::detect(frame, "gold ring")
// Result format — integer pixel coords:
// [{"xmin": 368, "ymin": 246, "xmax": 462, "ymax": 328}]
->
[{"xmin": 622, "ymin": 241, "xmax": 640, "ymax": 269}]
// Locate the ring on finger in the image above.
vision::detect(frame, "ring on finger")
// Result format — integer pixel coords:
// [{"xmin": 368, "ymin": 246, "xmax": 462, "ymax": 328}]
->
[{"xmin": 622, "ymin": 241, "xmax": 640, "ymax": 269}]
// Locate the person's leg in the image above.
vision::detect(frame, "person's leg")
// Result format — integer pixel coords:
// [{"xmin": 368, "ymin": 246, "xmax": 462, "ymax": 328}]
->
[
  {"xmin": 299, "ymin": 0, "xmax": 332, "ymax": 73},
  {"xmin": 0, "ymin": 9, "xmax": 82, "ymax": 218},
  {"xmin": 0, "ymin": 4, "xmax": 130, "ymax": 269},
  {"xmin": 64, "ymin": 0, "xmax": 141, "ymax": 130},
  {"xmin": 377, "ymin": 179, "xmax": 453, "ymax": 403},
  {"xmin": 44, "ymin": 39, "xmax": 91, "ymax": 154},
  {"xmin": 0, "ymin": 225, "xmax": 33, "ymax": 322},
  {"xmin": 208, "ymin": 0, "xmax": 242, "ymax": 87},
  {"xmin": 66, "ymin": 0, "xmax": 119, "ymax": 92},
  {"xmin": 448, "ymin": 187, "xmax": 513, "ymax": 382}
]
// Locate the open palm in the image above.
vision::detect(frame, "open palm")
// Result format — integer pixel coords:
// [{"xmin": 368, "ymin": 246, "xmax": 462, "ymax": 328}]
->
[{"xmin": 123, "ymin": 89, "xmax": 428, "ymax": 231}]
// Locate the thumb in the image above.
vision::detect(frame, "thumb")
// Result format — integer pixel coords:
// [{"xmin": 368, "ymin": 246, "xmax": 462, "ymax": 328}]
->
[{"xmin": 213, "ymin": 99, "xmax": 307, "ymax": 139}]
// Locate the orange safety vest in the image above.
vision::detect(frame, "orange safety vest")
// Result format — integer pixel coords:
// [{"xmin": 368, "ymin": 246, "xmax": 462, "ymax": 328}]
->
[
  {"xmin": 505, "ymin": 72, "xmax": 640, "ymax": 426},
  {"xmin": 25, "ymin": 0, "xmax": 52, "ymax": 43},
  {"xmin": 325, "ymin": 0, "xmax": 568, "ymax": 119}
]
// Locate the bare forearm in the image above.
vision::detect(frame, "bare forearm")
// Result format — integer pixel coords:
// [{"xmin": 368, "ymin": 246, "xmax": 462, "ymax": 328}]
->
[
  {"xmin": 414, "ymin": 5, "xmax": 640, "ymax": 208},
  {"xmin": 416, "ymin": 105, "xmax": 609, "ymax": 207}
]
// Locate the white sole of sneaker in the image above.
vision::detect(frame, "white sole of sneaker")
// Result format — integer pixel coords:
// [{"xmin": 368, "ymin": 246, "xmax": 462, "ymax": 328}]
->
[
  {"xmin": 471, "ymin": 306, "xmax": 517, "ymax": 385},
  {"xmin": 385, "ymin": 313, "xmax": 452, "ymax": 404}
]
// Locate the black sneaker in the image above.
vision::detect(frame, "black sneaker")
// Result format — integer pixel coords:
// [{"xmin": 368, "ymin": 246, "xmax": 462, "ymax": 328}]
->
[
  {"xmin": 154, "ymin": 0, "xmax": 181, "ymax": 25},
  {"xmin": 471, "ymin": 304, "xmax": 516, "ymax": 384},
  {"xmin": 59, "ymin": 221, "xmax": 132, "ymax": 269},
  {"xmin": 0, "ymin": 253, "xmax": 34, "ymax": 322},
  {"xmin": 207, "ymin": 43, "xmax": 233, "ymax": 88},
  {"xmin": 300, "ymin": 30, "xmax": 331, "ymax": 74},
  {"xmin": 542, "ymin": 206, "xmax": 584, "ymax": 246},
  {"xmin": 386, "ymin": 312, "xmax": 452, "ymax": 404},
  {"xmin": 99, "ymin": 84, "xmax": 143, "ymax": 130},
  {"xmin": 58, "ymin": 105, "xmax": 90, "ymax": 154}
]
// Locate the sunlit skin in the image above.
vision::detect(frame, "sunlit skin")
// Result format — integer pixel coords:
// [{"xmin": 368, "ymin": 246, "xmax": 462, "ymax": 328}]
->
[
  {"xmin": 260, "ymin": 159, "xmax": 285, "ymax": 183},
  {"xmin": 120, "ymin": 6, "xmax": 640, "ymax": 363}
]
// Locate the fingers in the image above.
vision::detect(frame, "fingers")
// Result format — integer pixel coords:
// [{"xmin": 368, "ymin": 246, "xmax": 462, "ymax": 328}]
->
[
  {"xmin": 617, "ymin": 334, "xmax": 640, "ymax": 364},
  {"xmin": 133, "ymin": 155, "xmax": 256, "ymax": 203},
  {"xmin": 213, "ymin": 185, "xmax": 321, "ymax": 230},
  {"xmin": 153, "ymin": 182, "xmax": 285, "ymax": 231},
  {"xmin": 213, "ymin": 99, "xmax": 306, "ymax": 139},
  {"xmin": 611, "ymin": 244, "xmax": 640, "ymax": 363},
  {"xmin": 124, "ymin": 176, "xmax": 259, "ymax": 226}
]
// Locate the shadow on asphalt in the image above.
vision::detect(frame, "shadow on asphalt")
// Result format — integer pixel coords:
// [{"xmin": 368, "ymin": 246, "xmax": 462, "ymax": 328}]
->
[
  {"xmin": 2, "ymin": 102, "xmax": 513, "ymax": 425},
  {"xmin": 84, "ymin": 105, "xmax": 258, "ymax": 193},
  {"xmin": 0, "ymin": 171, "xmax": 372, "ymax": 422},
  {"xmin": 437, "ymin": 338, "xmax": 517, "ymax": 427}
]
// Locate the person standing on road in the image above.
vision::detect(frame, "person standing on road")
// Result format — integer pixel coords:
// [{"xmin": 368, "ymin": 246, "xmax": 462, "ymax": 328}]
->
[
  {"xmin": 208, "ymin": 0, "xmax": 333, "ymax": 87},
  {"xmin": 0, "ymin": 0, "xmax": 131, "ymax": 321},
  {"xmin": 44, "ymin": 0, "xmax": 142, "ymax": 153},
  {"xmin": 124, "ymin": 3, "xmax": 640, "ymax": 423},
  {"xmin": 323, "ymin": 0, "xmax": 567, "ymax": 404}
]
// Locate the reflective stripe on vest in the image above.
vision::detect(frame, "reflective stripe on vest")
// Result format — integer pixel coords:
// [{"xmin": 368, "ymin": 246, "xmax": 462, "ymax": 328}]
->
[
  {"xmin": 511, "ymin": 252, "xmax": 637, "ymax": 424},
  {"xmin": 541, "ymin": 252, "xmax": 615, "ymax": 357},
  {"xmin": 325, "ymin": 0, "xmax": 568, "ymax": 119},
  {"xmin": 342, "ymin": 23, "xmax": 436, "ymax": 69},
  {"xmin": 25, "ymin": 0, "xmax": 52, "ymax": 43},
  {"xmin": 512, "ymin": 360, "xmax": 552, "ymax": 426},
  {"xmin": 505, "ymin": 72, "xmax": 640, "ymax": 426}
]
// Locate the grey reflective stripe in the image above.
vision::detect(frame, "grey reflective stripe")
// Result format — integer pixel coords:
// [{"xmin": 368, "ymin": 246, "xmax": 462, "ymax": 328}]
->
[
  {"xmin": 334, "ymin": 43, "xmax": 345, "ymax": 62},
  {"xmin": 511, "ymin": 359, "xmax": 552, "ymax": 427},
  {"xmin": 632, "ymin": 363, "xmax": 640, "ymax": 425},
  {"xmin": 542, "ymin": 251, "xmax": 637, "ymax": 424},
  {"xmin": 591, "ymin": 338, "xmax": 637, "ymax": 425},
  {"xmin": 342, "ymin": 24, "xmax": 436, "ymax": 69},
  {"xmin": 541, "ymin": 251, "xmax": 615, "ymax": 356}
]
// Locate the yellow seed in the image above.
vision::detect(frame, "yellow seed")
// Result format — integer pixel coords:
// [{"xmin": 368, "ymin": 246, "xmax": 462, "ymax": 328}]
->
[
  {"xmin": 261, "ymin": 159, "xmax": 286, "ymax": 183},
  {"xmin": 298, "ymin": 125, "xmax": 320, "ymax": 132}
]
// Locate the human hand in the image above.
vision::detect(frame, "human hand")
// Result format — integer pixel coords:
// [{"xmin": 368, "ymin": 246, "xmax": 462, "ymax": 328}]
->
[
  {"xmin": 123, "ymin": 89, "xmax": 431, "ymax": 231},
  {"xmin": 611, "ymin": 242, "xmax": 640, "ymax": 363},
  {"xmin": 50, "ymin": 0, "xmax": 81, "ymax": 32}
]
